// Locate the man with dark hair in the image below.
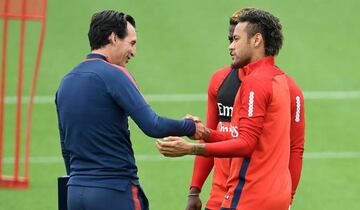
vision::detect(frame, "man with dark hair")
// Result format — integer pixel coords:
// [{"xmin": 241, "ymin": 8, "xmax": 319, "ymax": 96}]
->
[
  {"xmin": 55, "ymin": 10, "xmax": 205, "ymax": 210},
  {"xmin": 186, "ymin": 8, "xmax": 304, "ymax": 210},
  {"xmin": 157, "ymin": 8, "xmax": 305, "ymax": 210},
  {"xmin": 185, "ymin": 8, "xmax": 254, "ymax": 210}
]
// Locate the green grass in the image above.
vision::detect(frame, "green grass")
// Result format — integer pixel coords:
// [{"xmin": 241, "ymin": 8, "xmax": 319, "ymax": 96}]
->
[{"xmin": 1, "ymin": 0, "xmax": 360, "ymax": 209}]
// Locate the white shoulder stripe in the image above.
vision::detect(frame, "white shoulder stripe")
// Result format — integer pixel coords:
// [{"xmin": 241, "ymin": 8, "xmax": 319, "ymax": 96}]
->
[
  {"xmin": 295, "ymin": 96, "xmax": 301, "ymax": 122},
  {"xmin": 248, "ymin": 91, "xmax": 255, "ymax": 117}
]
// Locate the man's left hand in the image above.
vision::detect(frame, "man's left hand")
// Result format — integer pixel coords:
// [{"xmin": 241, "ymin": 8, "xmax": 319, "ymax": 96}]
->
[{"xmin": 156, "ymin": 137, "xmax": 193, "ymax": 157}]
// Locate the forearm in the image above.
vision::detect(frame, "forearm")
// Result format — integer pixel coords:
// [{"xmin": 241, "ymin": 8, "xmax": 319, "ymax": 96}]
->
[
  {"xmin": 60, "ymin": 139, "xmax": 71, "ymax": 175},
  {"xmin": 289, "ymin": 149, "xmax": 304, "ymax": 202},
  {"xmin": 158, "ymin": 120, "xmax": 263, "ymax": 158},
  {"xmin": 206, "ymin": 128, "xmax": 232, "ymax": 142},
  {"xmin": 191, "ymin": 130, "xmax": 258, "ymax": 157},
  {"xmin": 190, "ymin": 153, "xmax": 214, "ymax": 190},
  {"xmin": 289, "ymin": 152, "xmax": 303, "ymax": 201},
  {"xmin": 56, "ymin": 102, "xmax": 70, "ymax": 175},
  {"xmin": 202, "ymin": 138, "xmax": 254, "ymax": 157},
  {"xmin": 289, "ymin": 123, "xmax": 304, "ymax": 200},
  {"xmin": 131, "ymin": 105, "xmax": 195, "ymax": 137},
  {"xmin": 190, "ymin": 83, "xmax": 217, "ymax": 190},
  {"xmin": 111, "ymin": 75, "xmax": 195, "ymax": 137}
]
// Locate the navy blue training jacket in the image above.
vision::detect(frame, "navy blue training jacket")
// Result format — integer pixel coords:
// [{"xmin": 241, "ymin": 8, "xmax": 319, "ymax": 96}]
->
[{"xmin": 55, "ymin": 53, "xmax": 195, "ymax": 191}]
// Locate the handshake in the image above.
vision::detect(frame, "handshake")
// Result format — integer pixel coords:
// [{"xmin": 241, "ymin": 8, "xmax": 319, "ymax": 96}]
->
[
  {"xmin": 155, "ymin": 114, "xmax": 210, "ymax": 157},
  {"xmin": 185, "ymin": 114, "xmax": 210, "ymax": 141}
]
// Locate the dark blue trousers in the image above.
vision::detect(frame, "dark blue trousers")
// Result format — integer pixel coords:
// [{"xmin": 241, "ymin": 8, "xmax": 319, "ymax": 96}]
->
[{"xmin": 68, "ymin": 185, "xmax": 148, "ymax": 210}]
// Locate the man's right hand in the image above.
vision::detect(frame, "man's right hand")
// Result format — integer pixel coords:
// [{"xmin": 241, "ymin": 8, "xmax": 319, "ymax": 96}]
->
[
  {"xmin": 192, "ymin": 121, "xmax": 210, "ymax": 140},
  {"xmin": 184, "ymin": 114, "xmax": 210, "ymax": 140},
  {"xmin": 186, "ymin": 188, "xmax": 202, "ymax": 210},
  {"xmin": 184, "ymin": 114, "xmax": 202, "ymax": 123}
]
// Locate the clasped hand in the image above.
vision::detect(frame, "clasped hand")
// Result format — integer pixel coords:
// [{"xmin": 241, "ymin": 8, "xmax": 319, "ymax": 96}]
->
[
  {"xmin": 184, "ymin": 114, "xmax": 209, "ymax": 140},
  {"xmin": 155, "ymin": 114, "xmax": 209, "ymax": 157}
]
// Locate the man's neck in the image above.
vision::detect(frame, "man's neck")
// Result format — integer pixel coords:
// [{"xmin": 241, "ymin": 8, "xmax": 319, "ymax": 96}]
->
[
  {"xmin": 249, "ymin": 50, "xmax": 265, "ymax": 64},
  {"xmin": 92, "ymin": 49, "xmax": 108, "ymax": 57}
]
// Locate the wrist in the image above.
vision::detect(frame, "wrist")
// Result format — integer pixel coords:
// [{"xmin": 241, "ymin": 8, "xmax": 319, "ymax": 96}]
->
[
  {"xmin": 188, "ymin": 187, "xmax": 200, "ymax": 197},
  {"xmin": 189, "ymin": 187, "xmax": 201, "ymax": 194},
  {"xmin": 191, "ymin": 143, "xmax": 206, "ymax": 155},
  {"xmin": 202, "ymin": 127, "xmax": 210, "ymax": 141}
]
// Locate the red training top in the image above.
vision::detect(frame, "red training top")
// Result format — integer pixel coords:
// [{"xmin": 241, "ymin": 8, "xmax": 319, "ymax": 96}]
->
[{"xmin": 203, "ymin": 57, "xmax": 305, "ymax": 210}]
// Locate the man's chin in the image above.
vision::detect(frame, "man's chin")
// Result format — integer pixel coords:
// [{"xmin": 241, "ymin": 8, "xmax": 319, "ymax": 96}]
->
[{"xmin": 119, "ymin": 61, "xmax": 127, "ymax": 68}]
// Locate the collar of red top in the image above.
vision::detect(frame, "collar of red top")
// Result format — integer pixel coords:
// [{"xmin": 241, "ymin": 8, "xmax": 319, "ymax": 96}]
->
[
  {"xmin": 243, "ymin": 56, "xmax": 275, "ymax": 76},
  {"xmin": 86, "ymin": 53, "xmax": 109, "ymax": 62}
]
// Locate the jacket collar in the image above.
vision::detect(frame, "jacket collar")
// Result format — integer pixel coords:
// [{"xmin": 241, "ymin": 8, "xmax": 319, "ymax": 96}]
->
[
  {"xmin": 86, "ymin": 53, "xmax": 108, "ymax": 62},
  {"xmin": 243, "ymin": 56, "xmax": 274, "ymax": 76}
]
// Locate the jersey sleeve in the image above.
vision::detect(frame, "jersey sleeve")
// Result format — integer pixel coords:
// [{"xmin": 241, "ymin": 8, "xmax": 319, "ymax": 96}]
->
[
  {"xmin": 206, "ymin": 72, "xmax": 221, "ymax": 129},
  {"xmin": 190, "ymin": 72, "xmax": 220, "ymax": 190},
  {"xmin": 106, "ymin": 67, "xmax": 195, "ymax": 138},
  {"xmin": 288, "ymin": 81, "xmax": 305, "ymax": 202},
  {"xmin": 204, "ymin": 76, "xmax": 270, "ymax": 157},
  {"xmin": 55, "ymin": 91, "xmax": 70, "ymax": 175}
]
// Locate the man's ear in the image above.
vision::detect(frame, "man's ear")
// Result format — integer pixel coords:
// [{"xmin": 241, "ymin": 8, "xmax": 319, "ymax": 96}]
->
[
  {"xmin": 108, "ymin": 32, "xmax": 116, "ymax": 45},
  {"xmin": 253, "ymin": 33, "xmax": 263, "ymax": 48}
]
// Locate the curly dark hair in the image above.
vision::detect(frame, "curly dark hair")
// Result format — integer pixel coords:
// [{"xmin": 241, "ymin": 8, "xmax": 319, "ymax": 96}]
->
[
  {"xmin": 229, "ymin": 7, "xmax": 256, "ymax": 26},
  {"xmin": 88, "ymin": 10, "xmax": 136, "ymax": 50},
  {"xmin": 239, "ymin": 9, "xmax": 283, "ymax": 56}
]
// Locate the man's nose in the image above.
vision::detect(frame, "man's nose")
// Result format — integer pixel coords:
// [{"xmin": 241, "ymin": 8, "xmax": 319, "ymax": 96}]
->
[
  {"xmin": 228, "ymin": 41, "xmax": 234, "ymax": 51},
  {"xmin": 130, "ymin": 46, "xmax": 136, "ymax": 57}
]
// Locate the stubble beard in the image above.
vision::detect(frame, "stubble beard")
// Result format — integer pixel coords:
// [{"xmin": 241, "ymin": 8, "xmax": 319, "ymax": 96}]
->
[{"xmin": 231, "ymin": 57, "xmax": 251, "ymax": 69}]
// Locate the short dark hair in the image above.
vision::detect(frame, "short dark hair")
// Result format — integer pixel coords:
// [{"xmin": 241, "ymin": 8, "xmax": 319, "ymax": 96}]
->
[
  {"xmin": 239, "ymin": 9, "xmax": 283, "ymax": 56},
  {"xmin": 88, "ymin": 10, "xmax": 136, "ymax": 50}
]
